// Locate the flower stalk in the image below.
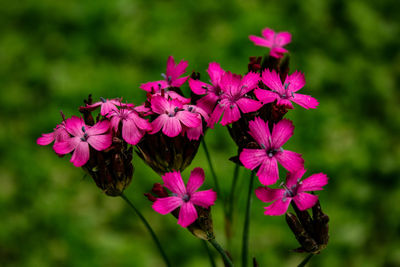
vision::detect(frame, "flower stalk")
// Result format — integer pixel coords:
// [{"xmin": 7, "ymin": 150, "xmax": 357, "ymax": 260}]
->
[
  {"xmin": 241, "ymin": 171, "xmax": 255, "ymax": 267},
  {"xmin": 209, "ymin": 238, "xmax": 234, "ymax": 267},
  {"xmin": 201, "ymin": 138, "xmax": 221, "ymax": 198}
]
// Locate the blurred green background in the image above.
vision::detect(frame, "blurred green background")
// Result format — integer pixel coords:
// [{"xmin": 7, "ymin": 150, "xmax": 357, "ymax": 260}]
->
[{"xmin": 1, "ymin": 0, "xmax": 399, "ymax": 266}]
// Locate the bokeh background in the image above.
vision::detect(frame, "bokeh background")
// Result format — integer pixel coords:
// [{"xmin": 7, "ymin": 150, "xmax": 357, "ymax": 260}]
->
[{"xmin": 1, "ymin": 0, "xmax": 399, "ymax": 266}]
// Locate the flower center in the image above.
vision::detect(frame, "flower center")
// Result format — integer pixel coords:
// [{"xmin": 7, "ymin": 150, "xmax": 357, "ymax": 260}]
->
[
  {"xmin": 100, "ymin": 97, "xmax": 107, "ymax": 103},
  {"xmin": 283, "ymin": 184, "xmax": 298, "ymax": 198},
  {"xmin": 182, "ymin": 194, "xmax": 191, "ymax": 202},
  {"xmin": 80, "ymin": 126, "xmax": 89, "ymax": 141}
]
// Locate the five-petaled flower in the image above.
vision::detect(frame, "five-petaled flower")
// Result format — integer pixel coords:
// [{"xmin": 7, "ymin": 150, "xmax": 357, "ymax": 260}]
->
[
  {"xmin": 239, "ymin": 117, "xmax": 304, "ymax": 185},
  {"xmin": 249, "ymin": 28, "xmax": 291, "ymax": 58},
  {"xmin": 150, "ymin": 96, "xmax": 201, "ymax": 138},
  {"xmin": 207, "ymin": 71, "xmax": 262, "ymax": 128},
  {"xmin": 152, "ymin": 167, "xmax": 217, "ymax": 227},
  {"xmin": 255, "ymin": 169, "xmax": 328, "ymax": 216},
  {"xmin": 53, "ymin": 116, "xmax": 112, "ymax": 167},
  {"xmin": 255, "ymin": 69, "xmax": 318, "ymax": 109}
]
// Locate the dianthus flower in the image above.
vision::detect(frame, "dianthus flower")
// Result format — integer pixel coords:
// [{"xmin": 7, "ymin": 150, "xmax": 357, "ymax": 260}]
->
[
  {"xmin": 249, "ymin": 28, "xmax": 291, "ymax": 58},
  {"xmin": 37, "ymin": 121, "xmax": 69, "ymax": 148},
  {"xmin": 53, "ymin": 116, "xmax": 112, "ymax": 167},
  {"xmin": 207, "ymin": 71, "xmax": 262, "ymax": 128},
  {"xmin": 255, "ymin": 169, "xmax": 328, "ymax": 216},
  {"xmin": 152, "ymin": 168, "xmax": 217, "ymax": 227},
  {"xmin": 239, "ymin": 117, "xmax": 304, "ymax": 185},
  {"xmin": 255, "ymin": 69, "xmax": 318, "ymax": 109},
  {"xmin": 181, "ymin": 104, "xmax": 208, "ymax": 140}
]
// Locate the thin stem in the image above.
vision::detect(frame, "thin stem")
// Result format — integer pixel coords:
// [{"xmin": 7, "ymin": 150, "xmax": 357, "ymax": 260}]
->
[
  {"xmin": 201, "ymin": 138, "xmax": 221, "ymax": 197},
  {"xmin": 120, "ymin": 193, "xmax": 171, "ymax": 267},
  {"xmin": 297, "ymin": 254, "xmax": 314, "ymax": 267},
  {"xmin": 209, "ymin": 239, "xmax": 234, "ymax": 267},
  {"xmin": 225, "ymin": 164, "xmax": 240, "ymax": 246},
  {"xmin": 241, "ymin": 171, "xmax": 255, "ymax": 267},
  {"xmin": 202, "ymin": 240, "xmax": 217, "ymax": 267}
]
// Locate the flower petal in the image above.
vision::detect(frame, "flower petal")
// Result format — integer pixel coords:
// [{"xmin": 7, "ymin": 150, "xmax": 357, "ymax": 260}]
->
[
  {"xmin": 189, "ymin": 79, "xmax": 209, "ymax": 95},
  {"xmin": 53, "ymin": 137, "xmax": 80, "ymax": 155},
  {"xmin": 240, "ymin": 72, "xmax": 260, "ymax": 93},
  {"xmin": 176, "ymin": 111, "xmax": 201, "ymax": 128},
  {"xmin": 150, "ymin": 96, "xmax": 171, "ymax": 115},
  {"xmin": 248, "ymin": 117, "xmax": 271, "ymax": 148},
  {"xmin": 286, "ymin": 168, "xmax": 307, "ymax": 188},
  {"xmin": 261, "ymin": 69, "xmax": 284, "ymax": 94},
  {"xmin": 271, "ymin": 119, "xmax": 294, "ymax": 148},
  {"xmin": 257, "ymin": 157, "xmax": 279, "ymax": 186},
  {"xmin": 207, "ymin": 62, "xmax": 225, "ymax": 86},
  {"xmin": 70, "ymin": 141, "xmax": 90, "ymax": 167},
  {"xmin": 255, "ymin": 187, "xmax": 285, "ymax": 203},
  {"xmin": 37, "ymin": 133, "xmax": 54, "ymax": 146},
  {"xmin": 220, "ymin": 103, "xmax": 240, "ymax": 126},
  {"xmin": 177, "ymin": 202, "xmax": 198, "ymax": 227},
  {"xmin": 285, "ymin": 71, "xmax": 305, "ymax": 93},
  {"xmin": 86, "ymin": 120, "xmax": 110, "ymax": 135},
  {"xmin": 65, "ymin": 116, "xmax": 85, "ymax": 137},
  {"xmin": 162, "ymin": 117, "xmax": 182, "ymax": 137},
  {"xmin": 275, "ymin": 32, "xmax": 292, "ymax": 46},
  {"xmin": 150, "ymin": 115, "xmax": 166, "ymax": 134},
  {"xmin": 87, "ymin": 134, "xmax": 112, "ymax": 151},
  {"xmin": 254, "ymin": 88, "xmax": 279, "ymax": 104},
  {"xmin": 264, "ymin": 199, "xmax": 291, "ymax": 216},
  {"xmin": 291, "ymin": 93, "xmax": 319, "ymax": 109},
  {"xmin": 191, "ymin": 189, "xmax": 217, "ymax": 208},
  {"xmin": 186, "ymin": 167, "xmax": 205, "ymax": 194},
  {"xmin": 300, "ymin": 173, "xmax": 328, "ymax": 192},
  {"xmin": 261, "ymin": 28, "xmax": 275, "ymax": 43},
  {"xmin": 140, "ymin": 80, "xmax": 168, "ymax": 92},
  {"xmin": 249, "ymin": 35, "xmax": 271, "ymax": 47},
  {"xmin": 162, "ymin": 171, "xmax": 186, "ymax": 195},
  {"xmin": 171, "ymin": 76, "xmax": 189, "ymax": 88},
  {"xmin": 152, "ymin": 196, "xmax": 183, "ymax": 215},
  {"xmin": 275, "ymin": 150, "xmax": 304, "ymax": 172},
  {"xmin": 239, "ymin": 149, "xmax": 266, "ymax": 170},
  {"xmin": 122, "ymin": 119, "xmax": 143, "ymax": 145},
  {"xmin": 236, "ymin": 98, "xmax": 262, "ymax": 113},
  {"xmin": 293, "ymin": 193, "xmax": 318, "ymax": 211},
  {"xmin": 207, "ymin": 102, "xmax": 224, "ymax": 128}
]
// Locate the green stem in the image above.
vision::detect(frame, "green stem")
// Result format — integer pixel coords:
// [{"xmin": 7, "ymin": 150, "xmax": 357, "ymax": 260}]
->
[
  {"xmin": 202, "ymin": 240, "xmax": 217, "ymax": 267},
  {"xmin": 209, "ymin": 239, "xmax": 234, "ymax": 267},
  {"xmin": 120, "ymin": 193, "xmax": 171, "ymax": 267},
  {"xmin": 241, "ymin": 171, "xmax": 255, "ymax": 267},
  {"xmin": 225, "ymin": 164, "xmax": 240, "ymax": 246},
  {"xmin": 297, "ymin": 254, "xmax": 314, "ymax": 267},
  {"xmin": 201, "ymin": 138, "xmax": 221, "ymax": 197}
]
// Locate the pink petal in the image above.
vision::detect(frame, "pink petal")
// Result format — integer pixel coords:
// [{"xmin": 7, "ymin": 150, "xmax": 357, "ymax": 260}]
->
[
  {"xmin": 254, "ymin": 88, "xmax": 279, "ymax": 104},
  {"xmin": 249, "ymin": 35, "xmax": 271, "ymax": 47},
  {"xmin": 197, "ymin": 93, "xmax": 219, "ymax": 114},
  {"xmin": 236, "ymin": 98, "xmax": 262, "ymax": 113},
  {"xmin": 122, "ymin": 119, "xmax": 143, "ymax": 145},
  {"xmin": 270, "ymin": 47, "xmax": 288, "ymax": 58},
  {"xmin": 162, "ymin": 171, "xmax": 186, "ymax": 195},
  {"xmin": 171, "ymin": 76, "xmax": 189, "ymax": 88},
  {"xmin": 164, "ymin": 91, "xmax": 191, "ymax": 104},
  {"xmin": 189, "ymin": 79, "xmax": 210, "ymax": 95},
  {"xmin": 177, "ymin": 202, "xmax": 198, "ymax": 227},
  {"xmin": 70, "ymin": 141, "xmax": 90, "ymax": 167},
  {"xmin": 191, "ymin": 189, "xmax": 217, "ymax": 208},
  {"xmin": 248, "ymin": 117, "xmax": 271, "ymax": 148},
  {"xmin": 110, "ymin": 116, "xmax": 121, "ymax": 132},
  {"xmin": 220, "ymin": 102, "xmax": 240, "ymax": 126},
  {"xmin": 176, "ymin": 111, "xmax": 201, "ymax": 128},
  {"xmin": 53, "ymin": 137, "xmax": 80, "ymax": 155},
  {"xmin": 150, "ymin": 115, "xmax": 166, "ymax": 135},
  {"xmin": 264, "ymin": 199, "xmax": 291, "ymax": 216},
  {"xmin": 293, "ymin": 193, "xmax": 318, "ymax": 211},
  {"xmin": 166, "ymin": 56, "xmax": 188, "ymax": 81},
  {"xmin": 152, "ymin": 196, "xmax": 183, "ymax": 215},
  {"xmin": 207, "ymin": 62, "xmax": 225, "ymax": 85},
  {"xmin": 150, "ymin": 96, "xmax": 170, "ymax": 115},
  {"xmin": 255, "ymin": 187, "xmax": 285, "ymax": 203},
  {"xmin": 276, "ymin": 98, "xmax": 294, "ymax": 109},
  {"xmin": 286, "ymin": 168, "xmax": 307, "ymax": 188},
  {"xmin": 65, "ymin": 116, "xmax": 85, "ymax": 137},
  {"xmin": 275, "ymin": 32, "xmax": 292, "ymax": 46},
  {"xmin": 239, "ymin": 149, "xmax": 266, "ymax": 170},
  {"xmin": 261, "ymin": 28, "xmax": 275, "ymax": 42},
  {"xmin": 275, "ymin": 150, "xmax": 304, "ymax": 172},
  {"xmin": 291, "ymin": 93, "xmax": 319, "ymax": 109},
  {"xmin": 185, "ymin": 125, "xmax": 203, "ymax": 140},
  {"xmin": 300, "ymin": 173, "xmax": 328, "ymax": 192},
  {"xmin": 128, "ymin": 112, "xmax": 152, "ymax": 131},
  {"xmin": 37, "ymin": 133, "xmax": 54, "ymax": 146},
  {"xmin": 285, "ymin": 71, "xmax": 305, "ymax": 93},
  {"xmin": 186, "ymin": 167, "xmax": 205, "ymax": 194},
  {"xmin": 86, "ymin": 120, "xmax": 110, "ymax": 136},
  {"xmin": 87, "ymin": 134, "xmax": 112, "ymax": 151},
  {"xmin": 140, "ymin": 80, "xmax": 168, "ymax": 92},
  {"xmin": 207, "ymin": 103, "xmax": 224, "ymax": 128},
  {"xmin": 257, "ymin": 157, "xmax": 279, "ymax": 186},
  {"xmin": 271, "ymin": 119, "xmax": 294, "ymax": 148},
  {"xmin": 240, "ymin": 72, "xmax": 260, "ymax": 93},
  {"xmin": 261, "ymin": 69, "xmax": 285, "ymax": 94},
  {"xmin": 100, "ymin": 102, "xmax": 119, "ymax": 116},
  {"xmin": 162, "ymin": 117, "xmax": 182, "ymax": 137}
]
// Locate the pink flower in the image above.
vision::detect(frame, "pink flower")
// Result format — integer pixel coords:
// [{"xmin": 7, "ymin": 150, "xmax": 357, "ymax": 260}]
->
[
  {"xmin": 53, "ymin": 116, "xmax": 112, "ymax": 167},
  {"xmin": 255, "ymin": 169, "xmax": 328, "ymax": 216},
  {"xmin": 109, "ymin": 108, "xmax": 152, "ymax": 145},
  {"xmin": 249, "ymin": 28, "xmax": 291, "ymax": 58},
  {"xmin": 207, "ymin": 71, "xmax": 262, "ymax": 128},
  {"xmin": 140, "ymin": 56, "xmax": 190, "ymax": 103},
  {"xmin": 239, "ymin": 117, "xmax": 304, "ymax": 185},
  {"xmin": 150, "ymin": 96, "xmax": 201, "ymax": 138},
  {"xmin": 255, "ymin": 70, "xmax": 318, "ymax": 109},
  {"xmin": 182, "ymin": 104, "xmax": 209, "ymax": 140},
  {"xmin": 189, "ymin": 62, "xmax": 226, "ymax": 114},
  {"xmin": 85, "ymin": 97, "xmax": 125, "ymax": 116},
  {"xmin": 37, "ymin": 122, "xmax": 69, "ymax": 147},
  {"xmin": 152, "ymin": 168, "xmax": 217, "ymax": 227}
]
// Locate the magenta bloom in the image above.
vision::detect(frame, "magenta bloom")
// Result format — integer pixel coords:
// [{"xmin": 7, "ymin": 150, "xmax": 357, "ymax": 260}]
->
[
  {"xmin": 85, "ymin": 97, "xmax": 125, "ymax": 116},
  {"xmin": 150, "ymin": 96, "xmax": 201, "ymax": 138},
  {"xmin": 140, "ymin": 56, "xmax": 190, "ymax": 103},
  {"xmin": 182, "ymin": 104, "xmax": 209, "ymax": 140},
  {"xmin": 249, "ymin": 28, "xmax": 291, "ymax": 58},
  {"xmin": 109, "ymin": 108, "xmax": 152, "ymax": 145},
  {"xmin": 239, "ymin": 117, "xmax": 304, "ymax": 185},
  {"xmin": 255, "ymin": 70, "xmax": 318, "ymax": 109},
  {"xmin": 53, "ymin": 116, "xmax": 112, "ymax": 167},
  {"xmin": 255, "ymin": 169, "xmax": 328, "ymax": 216},
  {"xmin": 189, "ymin": 62, "xmax": 225, "ymax": 114},
  {"xmin": 37, "ymin": 122, "xmax": 69, "ymax": 148},
  {"xmin": 152, "ymin": 168, "xmax": 217, "ymax": 227},
  {"xmin": 207, "ymin": 71, "xmax": 262, "ymax": 128}
]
